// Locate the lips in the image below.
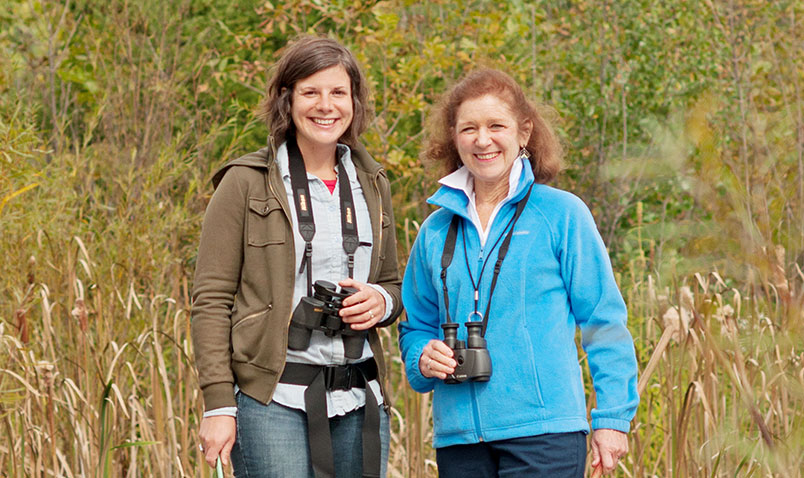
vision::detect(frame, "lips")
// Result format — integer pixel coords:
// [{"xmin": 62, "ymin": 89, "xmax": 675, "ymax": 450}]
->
[
  {"xmin": 474, "ymin": 151, "xmax": 500, "ymax": 161},
  {"xmin": 311, "ymin": 118, "xmax": 337, "ymax": 126}
]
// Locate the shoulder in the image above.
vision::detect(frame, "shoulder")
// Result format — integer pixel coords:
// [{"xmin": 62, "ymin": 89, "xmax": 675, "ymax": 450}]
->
[
  {"xmin": 212, "ymin": 147, "xmax": 274, "ymax": 190},
  {"xmin": 415, "ymin": 208, "xmax": 454, "ymax": 248},
  {"xmin": 527, "ymin": 184, "xmax": 594, "ymax": 221},
  {"xmin": 349, "ymin": 141, "xmax": 384, "ymax": 177}
]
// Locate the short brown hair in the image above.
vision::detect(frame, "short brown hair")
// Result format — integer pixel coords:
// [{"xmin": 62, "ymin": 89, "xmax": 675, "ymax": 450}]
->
[
  {"xmin": 423, "ymin": 69, "xmax": 562, "ymax": 183},
  {"xmin": 258, "ymin": 36, "xmax": 372, "ymax": 147}
]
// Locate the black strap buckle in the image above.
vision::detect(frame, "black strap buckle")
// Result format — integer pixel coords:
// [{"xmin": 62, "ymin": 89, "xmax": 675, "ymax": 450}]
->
[{"xmin": 324, "ymin": 365, "xmax": 354, "ymax": 391}]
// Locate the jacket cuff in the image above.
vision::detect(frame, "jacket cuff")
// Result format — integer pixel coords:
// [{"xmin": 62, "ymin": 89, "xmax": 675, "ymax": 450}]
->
[
  {"xmin": 591, "ymin": 417, "xmax": 631, "ymax": 433},
  {"xmin": 202, "ymin": 382, "xmax": 236, "ymax": 411}
]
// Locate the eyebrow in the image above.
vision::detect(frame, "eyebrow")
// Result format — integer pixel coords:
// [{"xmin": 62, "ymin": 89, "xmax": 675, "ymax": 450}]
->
[
  {"xmin": 296, "ymin": 84, "xmax": 350, "ymax": 91},
  {"xmin": 456, "ymin": 117, "xmax": 510, "ymax": 126}
]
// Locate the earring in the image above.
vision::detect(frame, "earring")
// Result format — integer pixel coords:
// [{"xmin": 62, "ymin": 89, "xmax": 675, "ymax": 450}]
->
[{"xmin": 518, "ymin": 147, "xmax": 531, "ymax": 159}]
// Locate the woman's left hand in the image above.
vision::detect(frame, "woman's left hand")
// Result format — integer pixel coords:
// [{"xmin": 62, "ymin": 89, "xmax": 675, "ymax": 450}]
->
[
  {"xmin": 338, "ymin": 279, "xmax": 387, "ymax": 330},
  {"xmin": 590, "ymin": 428, "xmax": 629, "ymax": 474}
]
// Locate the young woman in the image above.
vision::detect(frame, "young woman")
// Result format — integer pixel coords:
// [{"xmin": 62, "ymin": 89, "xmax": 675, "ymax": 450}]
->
[
  {"xmin": 399, "ymin": 69, "xmax": 639, "ymax": 477},
  {"xmin": 192, "ymin": 36, "xmax": 402, "ymax": 478}
]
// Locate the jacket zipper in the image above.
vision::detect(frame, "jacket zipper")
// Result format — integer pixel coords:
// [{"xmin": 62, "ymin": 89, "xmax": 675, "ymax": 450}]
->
[
  {"xmin": 265, "ymin": 160, "xmax": 296, "ymax": 334},
  {"xmin": 470, "ymin": 382, "xmax": 484, "ymax": 442},
  {"xmin": 370, "ymin": 171, "xmax": 383, "ymax": 282}
]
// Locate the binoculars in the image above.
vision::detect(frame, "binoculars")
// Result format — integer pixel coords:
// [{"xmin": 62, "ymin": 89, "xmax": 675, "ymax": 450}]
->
[
  {"xmin": 441, "ymin": 321, "xmax": 492, "ymax": 384},
  {"xmin": 288, "ymin": 280, "xmax": 367, "ymax": 359}
]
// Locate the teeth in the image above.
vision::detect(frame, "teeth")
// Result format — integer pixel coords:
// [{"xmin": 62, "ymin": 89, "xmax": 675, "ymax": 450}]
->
[
  {"xmin": 312, "ymin": 118, "xmax": 336, "ymax": 125},
  {"xmin": 475, "ymin": 152, "xmax": 498, "ymax": 160}
]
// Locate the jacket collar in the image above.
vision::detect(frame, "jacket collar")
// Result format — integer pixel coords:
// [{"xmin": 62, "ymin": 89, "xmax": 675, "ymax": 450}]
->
[{"xmin": 427, "ymin": 158, "xmax": 535, "ymax": 220}]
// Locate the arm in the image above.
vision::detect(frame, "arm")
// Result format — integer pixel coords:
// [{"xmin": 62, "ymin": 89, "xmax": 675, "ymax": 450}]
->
[
  {"xmin": 370, "ymin": 170, "xmax": 403, "ymax": 326},
  {"xmin": 191, "ymin": 168, "xmax": 246, "ymax": 411},
  {"xmin": 559, "ymin": 197, "xmax": 639, "ymax": 432}
]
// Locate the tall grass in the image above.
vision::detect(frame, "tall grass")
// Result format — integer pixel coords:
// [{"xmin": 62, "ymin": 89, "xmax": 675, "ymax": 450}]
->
[{"xmin": 2, "ymin": 0, "xmax": 803, "ymax": 477}]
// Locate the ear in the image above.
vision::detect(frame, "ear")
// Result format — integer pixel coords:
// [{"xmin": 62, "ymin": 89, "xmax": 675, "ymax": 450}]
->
[{"xmin": 519, "ymin": 119, "xmax": 533, "ymax": 146}]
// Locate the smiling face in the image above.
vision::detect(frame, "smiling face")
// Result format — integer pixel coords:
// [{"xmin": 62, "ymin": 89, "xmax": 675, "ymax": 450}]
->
[
  {"xmin": 453, "ymin": 94, "xmax": 533, "ymax": 192},
  {"xmin": 290, "ymin": 64, "xmax": 354, "ymax": 151}
]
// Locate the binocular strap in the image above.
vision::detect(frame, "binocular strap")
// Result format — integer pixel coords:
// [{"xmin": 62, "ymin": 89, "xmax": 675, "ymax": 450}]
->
[
  {"xmin": 440, "ymin": 184, "xmax": 534, "ymax": 333},
  {"xmin": 282, "ymin": 361, "xmax": 382, "ymax": 478},
  {"xmin": 286, "ymin": 134, "xmax": 361, "ymax": 296}
]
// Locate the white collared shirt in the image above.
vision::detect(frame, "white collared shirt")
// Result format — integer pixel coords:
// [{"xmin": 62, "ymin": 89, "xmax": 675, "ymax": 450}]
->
[{"xmin": 437, "ymin": 157, "xmax": 525, "ymax": 246}]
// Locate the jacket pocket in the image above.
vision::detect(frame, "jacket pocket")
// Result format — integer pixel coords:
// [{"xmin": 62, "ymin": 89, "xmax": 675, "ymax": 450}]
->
[
  {"xmin": 247, "ymin": 197, "xmax": 285, "ymax": 246},
  {"xmin": 231, "ymin": 306, "xmax": 273, "ymax": 364}
]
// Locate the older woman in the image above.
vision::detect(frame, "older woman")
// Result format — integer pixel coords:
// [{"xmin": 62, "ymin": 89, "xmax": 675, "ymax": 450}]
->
[
  {"xmin": 192, "ymin": 36, "xmax": 402, "ymax": 478},
  {"xmin": 398, "ymin": 69, "xmax": 639, "ymax": 477}
]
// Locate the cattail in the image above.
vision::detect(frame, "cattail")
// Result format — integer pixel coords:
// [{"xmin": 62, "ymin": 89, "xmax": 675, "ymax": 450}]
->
[
  {"xmin": 772, "ymin": 244, "xmax": 790, "ymax": 304},
  {"xmin": 27, "ymin": 255, "xmax": 35, "ymax": 285},
  {"xmin": 15, "ymin": 308, "xmax": 29, "ymax": 344},
  {"xmin": 71, "ymin": 298, "xmax": 89, "ymax": 333}
]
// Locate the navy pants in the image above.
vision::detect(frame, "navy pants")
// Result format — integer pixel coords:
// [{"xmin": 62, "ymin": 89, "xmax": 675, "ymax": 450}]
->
[{"xmin": 435, "ymin": 432, "xmax": 587, "ymax": 478}]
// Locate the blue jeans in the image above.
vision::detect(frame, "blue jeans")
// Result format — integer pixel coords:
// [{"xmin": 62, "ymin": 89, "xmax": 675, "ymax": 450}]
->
[
  {"xmin": 435, "ymin": 432, "xmax": 587, "ymax": 478},
  {"xmin": 231, "ymin": 392, "xmax": 390, "ymax": 478}
]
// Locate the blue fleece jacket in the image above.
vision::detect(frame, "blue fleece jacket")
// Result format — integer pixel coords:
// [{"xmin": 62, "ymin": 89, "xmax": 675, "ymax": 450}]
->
[{"xmin": 398, "ymin": 165, "xmax": 639, "ymax": 448}]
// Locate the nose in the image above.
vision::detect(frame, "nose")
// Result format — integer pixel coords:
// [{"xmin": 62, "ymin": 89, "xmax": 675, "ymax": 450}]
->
[
  {"xmin": 316, "ymin": 94, "xmax": 332, "ymax": 111},
  {"xmin": 475, "ymin": 127, "xmax": 492, "ymax": 147}
]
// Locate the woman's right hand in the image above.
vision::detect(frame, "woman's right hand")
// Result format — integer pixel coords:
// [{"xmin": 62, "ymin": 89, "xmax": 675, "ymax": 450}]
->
[
  {"xmin": 419, "ymin": 339, "xmax": 457, "ymax": 379},
  {"xmin": 199, "ymin": 415, "xmax": 236, "ymax": 467}
]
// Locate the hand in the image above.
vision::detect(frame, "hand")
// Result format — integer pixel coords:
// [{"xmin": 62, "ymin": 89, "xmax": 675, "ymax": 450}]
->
[
  {"xmin": 590, "ymin": 428, "xmax": 628, "ymax": 475},
  {"xmin": 339, "ymin": 279, "xmax": 387, "ymax": 330},
  {"xmin": 418, "ymin": 339, "xmax": 457, "ymax": 379},
  {"xmin": 199, "ymin": 415, "xmax": 236, "ymax": 468}
]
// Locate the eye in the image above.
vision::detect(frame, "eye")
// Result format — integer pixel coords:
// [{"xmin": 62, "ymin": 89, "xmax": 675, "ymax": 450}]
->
[
  {"xmin": 332, "ymin": 89, "xmax": 348, "ymax": 97},
  {"xmin": 490, "ymin": 123, "xmax": 505, "ymax": 130},
  {"xmin": 459, "ymin": 126, "xmax": 476, "ymax": 134}
]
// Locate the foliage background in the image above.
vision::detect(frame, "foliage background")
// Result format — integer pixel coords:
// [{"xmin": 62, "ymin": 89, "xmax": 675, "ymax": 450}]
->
[{"xmin": 1, "ymin": 0, "xmax": 802, "ymax": 476}]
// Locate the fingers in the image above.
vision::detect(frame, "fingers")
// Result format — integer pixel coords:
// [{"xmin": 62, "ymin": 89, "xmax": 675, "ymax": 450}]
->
[
  {"xmin": 220, "ymin": 435, "xmax": 235, "ymax": 467},
  {"xmin": 204, "ymin": 448, "xmax": 219, "ymax": 467},
  {"xmin": 590, "ymin": 435, "xmax": 601, "ymax": 468},
  {"xmin": 338, "ymin": 279, "xmax": 386, "ymax": 329},
  {"xmin": 599, "ymin": 448, "xmax": 617, "ymax": 473},
  {"xmin": 199, "ymin": 415, "xmax": 236, "ymax": 468},
  {"xmin": 591, "ymin": 429, "xmax": 629, "ymax": 474},
  {"xmin": 419, "ymin": 339, "xmax": 456, "ymax": 379}
]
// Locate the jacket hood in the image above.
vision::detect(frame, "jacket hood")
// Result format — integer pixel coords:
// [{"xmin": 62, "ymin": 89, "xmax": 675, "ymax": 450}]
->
[
  {"xmin": 426, "ymin": 162, "xmax": 536, "ymax": 220},
  {"xmin": 211, "ymin": 139, "xmax": 384, "ymax": 190}
]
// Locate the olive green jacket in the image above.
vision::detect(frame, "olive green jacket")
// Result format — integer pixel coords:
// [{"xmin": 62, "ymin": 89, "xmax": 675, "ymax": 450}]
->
[{"xmin": 191, "ymin": 142, "xmax": 402, "ymax": 411}]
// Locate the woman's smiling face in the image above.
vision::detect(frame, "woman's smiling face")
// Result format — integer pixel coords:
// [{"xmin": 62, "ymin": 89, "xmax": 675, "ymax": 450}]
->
[
  {"xmin": 291, "ymin": 64, "xmax": 354, "ymax": 150},
  {"xmin": 453, "ymin": 94, "xmax": 532, "ymax": 191}
]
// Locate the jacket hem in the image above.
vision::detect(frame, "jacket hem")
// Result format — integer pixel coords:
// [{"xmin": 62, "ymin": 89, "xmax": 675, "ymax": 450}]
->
[
  {"xmin": 432, "ymin": 417, "xmax": 590, "ymax": 449},
  {"xmin": 232, "ymin": 361, "xmax": 280, "ymax": 405}
]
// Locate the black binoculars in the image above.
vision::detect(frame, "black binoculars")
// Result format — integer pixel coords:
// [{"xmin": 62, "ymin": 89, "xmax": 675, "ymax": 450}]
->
[
  {"xmin": 288, "ymin": 280, "xmax": 367, "ymax": 359},
  {"xmin": 441, "ymin": 321, "xmax": 492, "ymax": 384}
]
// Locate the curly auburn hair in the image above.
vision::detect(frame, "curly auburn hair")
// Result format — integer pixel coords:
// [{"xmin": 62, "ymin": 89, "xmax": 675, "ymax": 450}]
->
[
  {"xmin": 423, "ymin": 69, "xmax": 563, "ymax": 183},
  {"xmin": 257, "ymin": 36, "xmax": 372, "ymax": 148}
]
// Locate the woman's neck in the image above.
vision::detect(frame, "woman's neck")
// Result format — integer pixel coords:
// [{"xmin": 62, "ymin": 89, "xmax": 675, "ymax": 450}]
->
[
  {"xmin": 474, "ymin": 179, "xmax": 509, "ymax": 229},
  {"xmin": 297, "ymin": 139, "xmax": 338, "ymax": 180},
  {"xmin": 475, "ymin": 179, "xmax": 509, "ymax": 208}
]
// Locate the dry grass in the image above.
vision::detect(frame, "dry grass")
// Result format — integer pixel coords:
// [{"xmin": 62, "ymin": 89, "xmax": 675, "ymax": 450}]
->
[
  {"xmin": 2, "ymin": 0, "xmax": 803, "ymax": 476},
  {"xmin": 3, "ymin": 193, "xmax": 801, "ymax": 477}
]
